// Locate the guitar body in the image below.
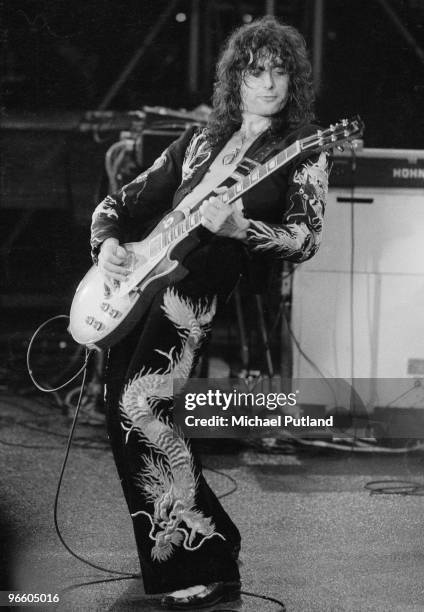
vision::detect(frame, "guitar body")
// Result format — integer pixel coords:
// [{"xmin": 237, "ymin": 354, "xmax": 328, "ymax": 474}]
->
[{"xmin": 69, "ymin": 209, "xmax": 201, "ymax": 350}]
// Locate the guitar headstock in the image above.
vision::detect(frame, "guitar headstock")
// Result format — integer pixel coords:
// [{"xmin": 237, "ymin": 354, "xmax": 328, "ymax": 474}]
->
[{"xmin": 300, "ymin": 116, "xmax": 365, "ymax": 153}]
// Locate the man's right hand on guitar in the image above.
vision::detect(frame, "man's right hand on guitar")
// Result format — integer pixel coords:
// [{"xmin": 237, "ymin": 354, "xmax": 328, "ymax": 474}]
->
[{"xmin": 98, "ymin": 238, "xmax": 129, "ymax": 282}]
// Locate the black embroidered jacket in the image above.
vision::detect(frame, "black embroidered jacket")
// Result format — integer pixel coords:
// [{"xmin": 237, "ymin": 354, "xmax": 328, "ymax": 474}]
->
[{"xmin": 90, "ymin": 124, "xmax": 329, "ymax": 290}]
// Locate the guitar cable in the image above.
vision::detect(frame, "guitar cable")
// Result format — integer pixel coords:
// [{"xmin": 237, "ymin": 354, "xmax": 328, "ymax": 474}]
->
[
  {"xmin": 26, "ymin": 314, "xmax": 139, "ymax": 577},
  {"xmin": 51, "ymin": 361, "xmax": 140, "ymax": 578},
  {"xmin": 27, "ymin": 315, "xmax": 93, "ymax": 394}
]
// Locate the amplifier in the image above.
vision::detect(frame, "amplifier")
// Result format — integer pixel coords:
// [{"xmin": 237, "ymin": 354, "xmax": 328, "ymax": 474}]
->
[
  {"xmin": 133, "ymin": 127, "xmax": 187, "ymax": 168},
  {"xmin": 331, "ymin": 146, "xmax": 424, "ymax": 188},
  {"xmin": 291, "ymin": 147, "xmax": 424, "ymax": 410}
]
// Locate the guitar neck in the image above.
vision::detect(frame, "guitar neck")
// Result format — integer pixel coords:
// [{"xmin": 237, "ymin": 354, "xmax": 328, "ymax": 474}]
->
[{"xmin": 160, "ymin": 115, "xmax": 364, "ymax": 249}]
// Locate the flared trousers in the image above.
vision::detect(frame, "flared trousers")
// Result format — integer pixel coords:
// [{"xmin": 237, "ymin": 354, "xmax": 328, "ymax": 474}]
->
[{"xmin": 104, "ymin": 238, "xmax": 243, "ymax": 594}]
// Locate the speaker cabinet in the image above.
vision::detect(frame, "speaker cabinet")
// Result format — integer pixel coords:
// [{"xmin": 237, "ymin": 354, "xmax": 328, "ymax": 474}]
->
[{"xmin": 291, "ymin": 149, "xmax": 424, "ymax": 409}]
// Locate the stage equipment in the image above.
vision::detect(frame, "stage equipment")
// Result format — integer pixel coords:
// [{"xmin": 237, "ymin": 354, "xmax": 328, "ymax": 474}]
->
[
  {"xmin": 132, "ymin": 105, "xmax": 208, "ymax": 167},
  {"xmin": 102, "ymin": 105, "xmax": 208, "ymax": 192},
  {"xmin": 291, "ymin": 146, "xmax": 424, "ymax": 413},
  {"xmin": 0, "ymin": 111, "xmax": 149, "ymax": 308}
]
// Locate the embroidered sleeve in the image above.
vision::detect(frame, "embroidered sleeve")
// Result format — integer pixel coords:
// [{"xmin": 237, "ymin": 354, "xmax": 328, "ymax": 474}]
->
[
  {"xmin": 90, "ymin": 127, "xmax": 198, "ymax": 263},
  {"xmin": 180, "ymin": 130, "xmax": 211, "ymax": 184},
  {"xmin": 90, "ymin": 195, "xmax": 125, "ymax": 262},
  {"xmin": 245, "ymin": 151, "xmax": 329, "ymax": 263}
]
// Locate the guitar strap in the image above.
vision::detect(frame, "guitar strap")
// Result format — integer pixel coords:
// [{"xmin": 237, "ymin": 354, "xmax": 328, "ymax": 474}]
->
[{"xmin": 222, "ymin": 132, "xmax": 290, "ymax": 188}]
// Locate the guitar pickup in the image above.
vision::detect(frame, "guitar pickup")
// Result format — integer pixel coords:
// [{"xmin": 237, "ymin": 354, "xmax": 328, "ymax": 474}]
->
[
  {"xmin": 85, "ymin": 316, "xmax": 105, "ymax": 331},
  {"xmin": 100, "ymin": 302, "xmax": 122, "ymax": 318}
]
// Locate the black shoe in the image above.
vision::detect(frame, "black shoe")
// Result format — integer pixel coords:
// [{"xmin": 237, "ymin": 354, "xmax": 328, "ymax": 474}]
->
[{"xmin": 160, "ymin": 581, "xmax": 241, "ymax": 610}]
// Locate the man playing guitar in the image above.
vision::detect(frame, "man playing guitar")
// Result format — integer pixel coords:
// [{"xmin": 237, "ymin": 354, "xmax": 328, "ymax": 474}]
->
[{"xmin": 90, "ymin": 16, "xmax": 328, "ymax": 610}]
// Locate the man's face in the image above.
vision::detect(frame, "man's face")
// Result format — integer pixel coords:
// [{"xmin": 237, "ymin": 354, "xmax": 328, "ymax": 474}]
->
[{"xmin": 240, "ymin": 56, "xmax": 290, "ymax": 118}]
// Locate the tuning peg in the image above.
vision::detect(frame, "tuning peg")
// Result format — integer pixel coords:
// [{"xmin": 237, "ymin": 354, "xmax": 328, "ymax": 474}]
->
[
  {"xmin": 341, "ymin": 118, "xmax": 348, "ymax": 126},
  {"xmin": 336, "ymin": 145, "xmax": 344, "ymax": 152}
]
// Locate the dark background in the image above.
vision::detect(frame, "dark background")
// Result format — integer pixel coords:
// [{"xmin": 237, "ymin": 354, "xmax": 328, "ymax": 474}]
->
[{"xmin": 2, "ymin": 0, "xmax": 424, "ymax": 147}]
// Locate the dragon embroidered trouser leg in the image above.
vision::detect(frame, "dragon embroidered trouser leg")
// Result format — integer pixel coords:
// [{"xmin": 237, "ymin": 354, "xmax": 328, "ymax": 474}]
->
[{"xmin": 105, "ymin": 268, "xmax": 242, "ymax": 594}]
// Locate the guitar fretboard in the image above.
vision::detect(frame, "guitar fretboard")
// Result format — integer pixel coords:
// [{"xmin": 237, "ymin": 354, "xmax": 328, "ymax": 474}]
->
[{"xmin": 160, "ymin": 210, "xmax": 203, "ymax": 250}]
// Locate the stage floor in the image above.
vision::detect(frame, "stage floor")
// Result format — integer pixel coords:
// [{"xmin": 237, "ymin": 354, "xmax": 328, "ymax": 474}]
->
[{"xmin": 1, "ymin": 392, "xmax": 424, "ymax": 611}]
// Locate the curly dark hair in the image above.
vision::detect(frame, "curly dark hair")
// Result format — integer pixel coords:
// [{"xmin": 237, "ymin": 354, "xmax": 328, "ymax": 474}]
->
[{"xmin": 206, "ymin": 16, "xmax": 315, "ymax": 145}]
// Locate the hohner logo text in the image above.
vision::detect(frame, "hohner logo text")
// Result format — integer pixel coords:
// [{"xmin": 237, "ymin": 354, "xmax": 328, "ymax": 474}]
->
[{"xmin": 393, "ymin": 167, "xmax": 424, "ymax": 179}]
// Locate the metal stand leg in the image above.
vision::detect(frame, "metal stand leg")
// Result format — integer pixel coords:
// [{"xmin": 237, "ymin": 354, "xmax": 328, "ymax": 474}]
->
[
  {"xmin": 255, "ymin": 295, "xmax": 274, "ymax": 378},
  {"xmin": 233, "ymin": 288, "xmax": 275, "ymax": 377}
]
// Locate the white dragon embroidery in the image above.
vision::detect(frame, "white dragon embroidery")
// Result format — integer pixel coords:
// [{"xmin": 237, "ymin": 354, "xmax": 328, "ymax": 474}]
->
[
  {"xmin": 181, "ymin": 130, "xmax": 211, "ymax": 183},
  {"xmin": 247, "ymin": 220, "xmax": 315, "ymax": 257},
  {"xmin": 292, "ymin": 151, "xmax": 328, "ymax": 204},
  {"xmin": 120, "ymin": 151, "xmax": 168, "ymax": 206},
  {"xmin": 120, "ymin": 288, "xmax": 224, "ymax": 562},
  {"xmin": 92, "ymin": 195, "xmax": 119, "ymax": 221},
  {"xmin": 91, "ymin": 196, "xmax": 120, "ymax": 255},
  {"xmin": 246, "ymin": 152, "xmax": 328, "ymax": 259},
  {"xmin": 134, "ymin": 151, "xmax": 167, "ymax": 184}
]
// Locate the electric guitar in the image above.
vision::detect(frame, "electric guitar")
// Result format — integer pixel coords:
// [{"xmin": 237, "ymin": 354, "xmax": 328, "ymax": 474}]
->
[{"xmin": 69, "ymin": 117, "xmax": 364, "ymax": 350}]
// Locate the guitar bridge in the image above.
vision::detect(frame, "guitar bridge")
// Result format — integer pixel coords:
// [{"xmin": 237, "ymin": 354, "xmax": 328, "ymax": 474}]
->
[
  {"xmin": 100, "ymin": 302, "xmax": 122, "ymax": 318},
  {"xmin": 85, "ymin": 316, "xmax": 105, "ymax": 331}
]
